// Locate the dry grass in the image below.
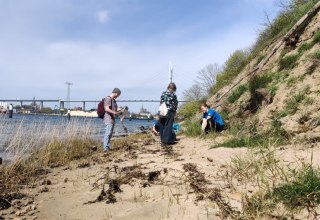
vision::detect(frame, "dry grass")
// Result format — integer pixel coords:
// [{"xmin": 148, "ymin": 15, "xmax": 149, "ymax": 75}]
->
[
  {"xmin": 0, "ymin": 117, "xmax": 101, "ymax": 194},
  {"xmin": 225, "ymin": 144, "xmax": 320, "ymax": 219}
]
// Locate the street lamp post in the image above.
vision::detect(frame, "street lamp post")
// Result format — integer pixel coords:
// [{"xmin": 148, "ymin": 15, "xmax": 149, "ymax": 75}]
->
[{"xmin": 65, "ymin": 82, "xmax": 73, "ymax": 110}]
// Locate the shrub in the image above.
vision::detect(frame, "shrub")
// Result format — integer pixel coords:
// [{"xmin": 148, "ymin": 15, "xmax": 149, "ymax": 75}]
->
[
  {"xmin": 286, "ymin": 75, "xmax": 305, "ymax": 87},
  {"xmin": 270, "ymin": 166, "xmax": 320, "ymax": 209},
  {"xmin": 305, "ymin": 62, "xmax": 318, "ymax": 75},
  {"xmin": 213, "ymin": 137, "xmax": 247, "ymax": 148},
  {"xmin": 213, "ymin": 119, "xmax": 288, "ymax": 149},
  {"xmin": 298, "ymin": 42, "xmax": 312, "ymax": 53},
  {"xmin": 227, "ymin": 85, "xmax": 248, "ymax": 103},
  {"xmin": 182, "ymin": 120, "xmax": 202, "ymax": 137},
  {"xmin": 247, "ymin": 74, "xmax": 273, "ymax": 112},
  {"xmin": 210, "ymin": 49, "xmax": 249, "ymax": 95},
  {"xmin": 249, "ymin": 75, "xmax": 272, "ymax": 93},
  {"xmin": 285, "ymin": 92, "xmax": 306, "ymax": 114},
  {"xmin": 252, "ymin": 0, "xmax": 319, "ymax": 56},
  {"xmin": 178, "ymin": 101, "xmax": 202, "ymax": 120},
  {"xmin": 312, "ymin": 30, "xmax": 320, "ymax": 44},
  {"xmin": 270, "ymin": 71, "xmax": 289, "ymax": 81},
  {"xmin": 279, "ymin": 54, "xmax": 300, "ymax": 70},
  {"xmin": 312, "ymin": 50, "xmax": 320, "ymax": 60}
]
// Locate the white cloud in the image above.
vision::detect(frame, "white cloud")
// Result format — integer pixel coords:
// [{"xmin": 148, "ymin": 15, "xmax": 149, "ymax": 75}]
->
[
  {"xmin": 0, "ymin": 0, "xmax": 281, "ymax": 112},
  {"xmin": 96, "ymin": 10, "xmax": 109, "ymax": 24}
]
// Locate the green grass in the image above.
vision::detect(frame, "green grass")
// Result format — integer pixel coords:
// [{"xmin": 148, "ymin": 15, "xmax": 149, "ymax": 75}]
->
[
  {"xmin": 210, "ymin": 50, "xmax": 249, "ymax": 95},
  {"xmin": 285, "ymin": 89, "xmax": 308, "ymax": 114},
  {"xmin": 305, "ymin": 62, "xmax": 319, "ymax": 75},
  {"xmin": 285, "ymin": 93, "xmax": 306, "ymax": 114},
  {"xmin": 213, "ymin": 132, "xmax": 287, "ymax": 149},
  {"xmin": 312, "ymin": 30, "xmax": 320, "ymax": 45},
  {"xmin": 286, "ymin": 75, "xmax": 305, "ymax": 87},
  {"xmin": 270, "ymin": 71, "xmax": 289, "ymax": 81},
  {"xmin": 182, "ymin": 120, "xmax": 202, "ymax": 137},
  {"xmin": 279, "ymin": 54, "xmax": 300, "ymax": 70},
  {"xmin": 178, "ymin": 100, "xmax": 203, "ymax": 120},
  {"xmin": 213, "ymin": 137, "xmax": 247, "ymax": 148},
  {"xmin": 255, "ymin": 55, "xmax": 265, "ymax": 66},
  {"xmin": 213, "ymin": 118, "xmax": 288, "ymax": 149},
  {"xmin": 246, "ymin": 74, "xmax": 273, "ymax": 112},
  {"xmin": 298, "ymin": 42, "xmax": 313, "ymax": 53},
  {"xmin": 227, "ymin": 85, "xmax": 248, "ymax": 103},
  {"xmin": 269, "ymin": 85, "xmax": 278, "ymax": 97},
  {"xmin": 251, "ymin": 0, "xmax": 319, "ymax": 58},
  {"xmin": 312, "ymin": 50, "xmax": 320, "ymax": 60},
  {"xmin": 270, "ymin": 166, "xmax": 320, "ymax": 209},
  {"xmin": 249, "ymin": 75, "xmax": 272, "ymax": 93}
]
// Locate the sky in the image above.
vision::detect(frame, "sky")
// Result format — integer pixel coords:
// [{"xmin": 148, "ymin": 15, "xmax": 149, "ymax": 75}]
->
[{"xmin": 0, "ymin": 0, "xmax": 282, "ymax": 113}]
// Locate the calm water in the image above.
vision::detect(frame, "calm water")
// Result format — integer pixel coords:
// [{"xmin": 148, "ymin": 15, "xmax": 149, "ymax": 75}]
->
[{"xmin": 0, "ymin": 113, "xmax": 154, "ymax": 161}]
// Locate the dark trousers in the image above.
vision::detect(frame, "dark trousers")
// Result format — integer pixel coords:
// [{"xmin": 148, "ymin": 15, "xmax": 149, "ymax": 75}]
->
[
  {"xmin": 9, "ymin": 110, "xmax": 13, "ymax": 118},
  {"xmin": 159, "ymin": 110, "xmax": 175, "ymax": 144},
  {"xmin": 204, "ymin": 120, "xmax": 225, "ymax": 133}
]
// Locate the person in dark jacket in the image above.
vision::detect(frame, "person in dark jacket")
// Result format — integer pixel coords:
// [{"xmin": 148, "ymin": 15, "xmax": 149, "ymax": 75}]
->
[{"xmin": 159, "ymin": 82, "xmax": 178, "ymax": 146}]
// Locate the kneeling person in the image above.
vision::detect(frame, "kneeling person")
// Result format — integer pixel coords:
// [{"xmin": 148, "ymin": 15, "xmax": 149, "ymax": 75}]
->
[{"xmin": 200, "ymin": 104, "xmax": 225, "ymax": 133}]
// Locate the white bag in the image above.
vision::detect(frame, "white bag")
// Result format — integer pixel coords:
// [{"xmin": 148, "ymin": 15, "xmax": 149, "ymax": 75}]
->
[{"xmin": 158, "ymin": 102, "xmax": 168, "ymax": 117}]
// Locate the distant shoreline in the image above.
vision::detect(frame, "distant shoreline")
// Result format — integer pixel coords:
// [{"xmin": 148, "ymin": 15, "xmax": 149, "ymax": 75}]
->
[{"xmin": 3, "ymin": 111, "xmax": 155, "ymax": 120}]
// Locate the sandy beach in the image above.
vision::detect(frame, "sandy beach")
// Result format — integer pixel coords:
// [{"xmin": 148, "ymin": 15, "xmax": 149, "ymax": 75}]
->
[{"xmin": 1, "ymin": 132, "xmax": 320, "ymax": 220}]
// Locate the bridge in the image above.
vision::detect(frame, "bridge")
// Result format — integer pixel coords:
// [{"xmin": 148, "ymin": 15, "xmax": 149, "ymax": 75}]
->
[{"xmin": 0, "ymin": 99, "xmax": 189, "ymax": 111}]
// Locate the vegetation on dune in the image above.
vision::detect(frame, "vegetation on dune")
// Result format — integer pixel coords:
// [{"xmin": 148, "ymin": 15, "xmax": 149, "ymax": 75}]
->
[
  {"xmin": 252, "ymin": 0, "xmax": 320, "ymax": 56},
  {"xmin": 0, "ymin": 120, "xmax": 101, "ymax": 194},
  {"xmin": 178, "ymin": 100, "xmax": 203, "ymax": 120},
  {"xmin": 227, "ymin": 145, "xmax": 320, "ymax": 218},
  {"xmin": 212, "ymin": 118, "xmax": 289, "ymax": 148},
  {"xmin": 210, "ymin": 49, "xmax": 249, "ymax": 96},
  {"xmin": 227, "ymin": 85, "xmax": 248, "ymax": 103},
  {"xmin": 279, "ymin": 54, "xmax": 300, "ymax": 70},
  {"xmin": 182, "ymin": 120, "xmax": 202, "ymax": 137},
  {"xmin": 270, "ymin": 166, "xmax": 320, "ymax": 209}
]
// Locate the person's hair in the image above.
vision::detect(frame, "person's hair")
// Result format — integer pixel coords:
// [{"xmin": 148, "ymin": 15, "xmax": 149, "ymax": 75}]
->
[
  {"xmin": 200, "ymin": 103, "xmax": 210, "ymax": 109},
  {"xmin": 167, "ymin": 83, "xmax": 177, "ymax": 92}
]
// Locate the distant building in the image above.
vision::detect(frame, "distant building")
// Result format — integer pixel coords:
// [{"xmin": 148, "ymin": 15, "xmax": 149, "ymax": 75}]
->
[
  {"xmin": 15, "ymin": 98, "xmax": 41, "ymax": 114},
  {"xmin": 139, "ymin": 105, "xmax": 151, "ymax": 115},
  {"xmin": 0, "ymin": 102, "xmax": 8, "ymax": 113}
]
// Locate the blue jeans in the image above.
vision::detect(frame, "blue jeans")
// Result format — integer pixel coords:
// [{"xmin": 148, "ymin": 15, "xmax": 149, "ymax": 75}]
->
[{"xmin": 103, "ymin": 123, "xmax": 114, "ymax": 151}]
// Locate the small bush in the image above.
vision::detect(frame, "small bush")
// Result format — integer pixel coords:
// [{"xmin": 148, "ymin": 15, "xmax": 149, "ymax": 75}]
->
[
  {"xmin": 182, "ymin": 120, "xmax": 202, "ymax": 137},
  {"xmin": 279, "ymin": 54, "xmax": 300, "ymax": 70},
  {"xmin": 247, "ymin": 74, "xmax": 273, "ymax": 112},
  {"xmin": 270, "ymin": 166, "xmax": 320, "ymax": 209},
  {"xmin": 228, "ymin": 85, "xmax": 248, "ymax": 103},
  {"xmin": 312, "ymin": 30, "xmax": 320, "ymax": 45},
  {"xmin": 213, "ymin": 119, "xmax": 288, "ymax": 149},
  {"xmin": 255, "ymin": 55, "xmax": 265, "ymax": 66},
  {"xmin": 213, "ymin": 137, "xmax": 247, "ymax": 148},
  {"xmin": 178, "ymin": 101, "xmax": 202, "ymax": 120},
  {"xmin": 305, "ymin": 62, "xmax": 318, "ymax": 75},
  {"xmin": 269, "ymin": 85, "xmax": 278, "ymax": 97},
  {"xmin": 252, "ymin": 0, "xmax": 319, "ymax": 57},
  {"xmin": 249, "ymin": 75, "xmax": 272, "ymax": 93},
  {"xmin": 298, "ymin": 42, "xmax": 312, "ymax": 53},
  {"xmin": 210, "ymin": 49, "xmax": 249, "ymax": 95},
  {"xmin": 270, "ymin": 71, "xmax": 289, "ymax": 81},
  {"xmin": 286, "ymin": 75, "xmax": 305, "ymax": 87},
  {"xmin": 285, "ymin": 92, "xmax": 306, "ymax": 114},
  {"xmin": 312, "ymin": 50, "xmax": 320, "ymax": 60}
]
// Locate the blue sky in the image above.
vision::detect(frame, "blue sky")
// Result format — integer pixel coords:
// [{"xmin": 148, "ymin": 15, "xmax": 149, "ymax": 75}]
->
[{"xmin": 0, "ymin": 0, "xmax": 281, "ymax": 112}]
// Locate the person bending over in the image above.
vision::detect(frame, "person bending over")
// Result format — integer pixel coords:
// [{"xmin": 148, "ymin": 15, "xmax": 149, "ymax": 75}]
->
[{"xmin": 200, "ymin": 103, "xmax": 225, "ymax": 133}]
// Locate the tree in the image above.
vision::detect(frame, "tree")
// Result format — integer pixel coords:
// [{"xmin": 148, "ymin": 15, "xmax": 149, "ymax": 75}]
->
[
  {"xmin": 196, "ymin": 63, "xmax": 221, "ymax": 95},
  {"xmin": 183, "ymin": 84, "xmax": 203, "ymax": 101}
]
